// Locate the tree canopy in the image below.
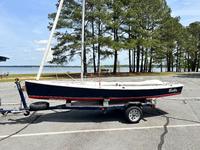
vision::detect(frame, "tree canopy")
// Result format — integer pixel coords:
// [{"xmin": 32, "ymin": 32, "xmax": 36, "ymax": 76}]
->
[{"xmin": 48, "ymin": 0, "xmax": 200, "ymax": 73}]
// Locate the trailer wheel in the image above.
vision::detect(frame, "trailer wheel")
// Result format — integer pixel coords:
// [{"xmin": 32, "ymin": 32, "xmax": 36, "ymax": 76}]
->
[
  {"xmin": 30, "ymin": 102, "xmax": 49, "ymax": 111},
  {"xmin": 125, "ymin": 106, "xmax": 142, "ymax": 123}
]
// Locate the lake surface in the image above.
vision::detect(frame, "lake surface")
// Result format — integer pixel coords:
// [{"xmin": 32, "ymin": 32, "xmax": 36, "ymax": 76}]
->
[{"xmin": 0, "ymin": 66, "xmax": 164, "ymax": 74}]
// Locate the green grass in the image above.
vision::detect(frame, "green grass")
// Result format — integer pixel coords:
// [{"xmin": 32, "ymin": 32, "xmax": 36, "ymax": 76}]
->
[{"xmin": 0, "ymin": 72, "xmax": 182, "ymax": 83}]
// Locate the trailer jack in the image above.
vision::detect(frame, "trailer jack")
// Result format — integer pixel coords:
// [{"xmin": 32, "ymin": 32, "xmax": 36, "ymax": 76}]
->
[{"xmin": 0, "ymin": 79, "xmax": 30, "ymax": 116}]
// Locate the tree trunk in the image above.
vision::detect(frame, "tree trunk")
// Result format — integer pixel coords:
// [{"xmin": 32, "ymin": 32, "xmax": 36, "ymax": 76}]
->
[
  {"xmin": 132, "ymin": 49, "xmax": 136, "ymax": 72},
  {"xmin": 140, "ymin": 47, "xmax": 144, "ymax": 72},
  {"xmin": 113, "ymin": 50, "xmax": 118, "ymax": 73},
  {"xmin": 171, "ymin": 53, "xmax": 174, "ymax": 72},
  {"xmin": 176, "ymin": 47, "xmax": 179, "ymax": 72},
  {"xmin": 97, "ymin": 43, "xmax": 101, "ymax": 73},
  {"xmin": 83, "ymin": 46, "xmax": 87, "ymax": 75},
  {"xmin": 196, "ymin": 60, "xmax": 200, "ymax": 72},
  {"xmin": 113, "ymin": 29, "xmax": 118, "ymax": 74},
  {"xmin": 97, "ymin": 21, "xmax": 101, "ymax": 73},
  {"xmin": 144, "ymin": 48, "xmax": 148, "ymax": 72},
  {"xmin": 136, "ymin": 45, "xmax": 140, "ymax": 72},
  {"xmin": 167, "ymin": 53, "xmax": 171, "ymax": 72},
  {"xmin": 191, "ymin": 62, "xmax": 195, "ymax": 72},
  {"xmin": 196, "ymin": 52, "xmax": 200, "ymax": 72},
  {"xmin": 91, "ymin": 20, "xmax": 96, "ymax": 73},
  {"xmin": 191, "ymin": 51, "xmax": 198, "ymax": 71},
  {"xmin": 187, "ymin": 53, "xmax": 190, "ymax": 72},
  {"xmin": 128, "ymin": 26, "xmax": 132, "ymax": 73},
  {"xmin": 128, "ymin": 49, "xmax": 132, "ymax": 72},
  {"xmin": 184, "ymin": 54, "xmax": 187, "ymax": 72},
  {"xmin": 178, "ymin": 48, "xmax": 182, "ymax": 72},
  {"xmin": 148, "ymin": 48, "xmax": 153, "ymax": 72}
]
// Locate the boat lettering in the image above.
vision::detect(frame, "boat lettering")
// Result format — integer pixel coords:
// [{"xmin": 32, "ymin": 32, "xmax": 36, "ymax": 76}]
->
[{"xmin": 169, "ymin": 88, "xmax": 178, "ymax": 93}]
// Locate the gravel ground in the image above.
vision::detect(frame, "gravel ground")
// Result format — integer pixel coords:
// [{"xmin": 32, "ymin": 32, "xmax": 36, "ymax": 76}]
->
[{"xmin": 0, "ymin": 74, "xmax": 200, "ymax": 150}]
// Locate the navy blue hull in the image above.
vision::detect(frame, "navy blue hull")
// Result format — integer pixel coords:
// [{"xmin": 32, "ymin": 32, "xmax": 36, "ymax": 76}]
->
[{"xmin": 25, "ymin": 81, "xmax": 183, "ymax": 101}]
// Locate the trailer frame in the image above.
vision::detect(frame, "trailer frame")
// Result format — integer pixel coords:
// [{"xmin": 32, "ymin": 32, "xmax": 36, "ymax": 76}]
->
[{"xmin": 0, "ymin": 79, "xmax": 156, "ymax": 123}]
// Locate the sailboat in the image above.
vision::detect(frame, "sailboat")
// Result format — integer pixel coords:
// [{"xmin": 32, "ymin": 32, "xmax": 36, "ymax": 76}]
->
[
  {"xmin": 25, "ymin": 80, "xmax": 183, "ymax": 101},
  {"xmin": 25, "ymin": 0, "xmax": 183, "ymax": 102}
]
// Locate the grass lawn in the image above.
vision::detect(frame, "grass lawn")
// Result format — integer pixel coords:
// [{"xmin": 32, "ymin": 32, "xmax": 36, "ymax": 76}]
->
[{"xmin": 0, "ymin": 72, "xmax": 181, "ymax": 83}]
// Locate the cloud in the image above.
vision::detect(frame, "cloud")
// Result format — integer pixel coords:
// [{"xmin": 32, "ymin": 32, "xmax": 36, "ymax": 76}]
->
[
  {"xmin": 182, "ymin": 1, "xmax": 191, "ymax": 6},
  {"xmin": 34, "ymin": 40, "xmax": 48, "ymax": 45},
  {"xmin": 35, "ymin": 47, "xmax": 53, "ymax": 62},
  {"xmin": 32, "ymin": 28, "xmax": 44, "ymax": 34},
  {"xmin": 36, "ymin": 47, "xmax": 46, "ymax": 51},
  {"xmin": 0, "ymin": 0, "xmax": 58, "ymax": 65}
]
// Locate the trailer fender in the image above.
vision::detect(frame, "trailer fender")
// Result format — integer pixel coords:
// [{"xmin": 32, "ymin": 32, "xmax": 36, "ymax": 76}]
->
[{"xmin": 125, "ymin": 102, "xmax": 142, "ymax": 109}]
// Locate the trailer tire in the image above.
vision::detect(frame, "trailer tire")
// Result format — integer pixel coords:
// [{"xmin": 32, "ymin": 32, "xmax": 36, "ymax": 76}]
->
[
  {"xmin": 125, "ymin": 106, "xmax": 142, "ymax": 123},
  {"xmin": 30, "ymin": 102, "xmax": 49, "ymax": 111}
]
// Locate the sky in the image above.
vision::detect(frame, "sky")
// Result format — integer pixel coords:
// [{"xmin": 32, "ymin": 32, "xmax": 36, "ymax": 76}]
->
[{"xmin": 0, "ymin": 0, "xmax": 200, "ymax": 66}]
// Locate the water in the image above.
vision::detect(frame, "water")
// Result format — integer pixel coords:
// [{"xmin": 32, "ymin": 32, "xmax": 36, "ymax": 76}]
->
[
  {"xmin": 0, "ymin": 66, "xmax": 81, "ymax": 74},
  {"xmin": 0, "ymin": 66, "xmax": 162, "ymax": 74}
]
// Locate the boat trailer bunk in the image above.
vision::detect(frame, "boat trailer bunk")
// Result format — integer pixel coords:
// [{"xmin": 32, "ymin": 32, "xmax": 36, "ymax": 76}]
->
[{"xmin": 0, "ymin": 79, "xmax": 156, "ymax": 123}]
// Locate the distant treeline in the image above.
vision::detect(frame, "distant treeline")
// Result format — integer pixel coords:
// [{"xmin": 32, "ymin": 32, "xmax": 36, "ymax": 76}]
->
[{"xmin": 48, "ymin": 0, "xmax": 200, "ymax": 74}]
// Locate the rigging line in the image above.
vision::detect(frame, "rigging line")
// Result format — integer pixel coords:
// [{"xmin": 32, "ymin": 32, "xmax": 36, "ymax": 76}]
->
[
  {"xmin": 0, "ymin": 112, "xmax": 42, "ymax": 142},
  {"xmin": 64, "ymin": 72, "xmax": 76, "ymax": 81}
]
